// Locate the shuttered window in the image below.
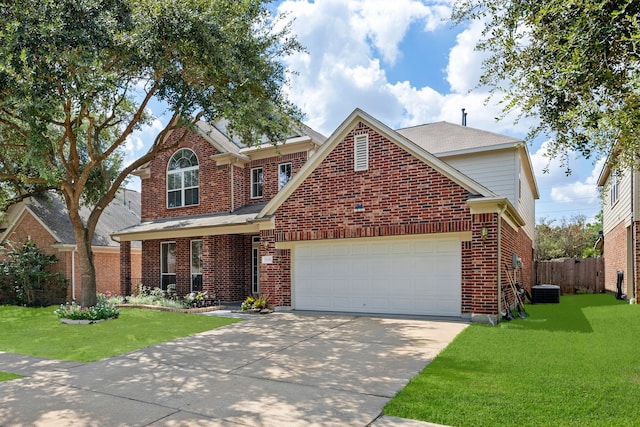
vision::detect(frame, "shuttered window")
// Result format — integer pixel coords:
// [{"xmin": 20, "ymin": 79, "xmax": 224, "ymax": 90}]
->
[{"xmin": 354, "ymin": 134, "xmax": 369, "ymax": 171}]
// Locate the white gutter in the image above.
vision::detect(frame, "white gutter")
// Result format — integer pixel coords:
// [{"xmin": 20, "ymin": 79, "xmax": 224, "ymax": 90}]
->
[
  {"xmin": 72, "ymin": 248, "xmax": 76, "ymax": 301},
  {"xmin": 497, "ymin": 203, "xmax": 508, "ymax": 319}
]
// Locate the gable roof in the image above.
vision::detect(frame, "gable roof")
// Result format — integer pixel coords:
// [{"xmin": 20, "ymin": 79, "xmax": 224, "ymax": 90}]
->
[
  {"xmin": 0, "ymin": 189, "xmax": 141, "ymax": 248},
  {"xmin": 396, "ymin": 121, "xmax": 521, "ymax": 156},
  {"xmin": 397, "ymin": 121, "xmax": 540, "ymax": 200},
  {"xmin": 258, "ymin": 108, "xmax": 498, "ymax": 219}
]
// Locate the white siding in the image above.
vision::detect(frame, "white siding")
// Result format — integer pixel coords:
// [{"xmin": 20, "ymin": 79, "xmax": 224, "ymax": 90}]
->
[
  {"xmin": 444, "ymin": 148, "xmax": 535, "ymax": 241},
  {"xmin": 518, "ymin": 153, "xmax": 536, "ymax": 240},
  {"xmin": 602, "ymin": 167, "xmax": 633, "ymax": 235},
  {"xmin": 444, "ymin": 149, "xmax": 518, "ymax": 205}
]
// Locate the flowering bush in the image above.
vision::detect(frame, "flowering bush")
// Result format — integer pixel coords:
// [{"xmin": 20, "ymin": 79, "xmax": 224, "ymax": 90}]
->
[
  {"xmin": 241, "ymin": 295, "xmax": 268, "ymax": 311},
  {"xmin": 54, "ymin": 300, "xmax": 120, "ymax": 321},
  {"xmin": 184, "ymin": 291, "xmax": 207, "ymax": 307}
]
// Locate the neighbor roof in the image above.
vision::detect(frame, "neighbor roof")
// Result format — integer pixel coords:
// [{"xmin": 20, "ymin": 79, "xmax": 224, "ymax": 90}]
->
[{"xmin": 0, "ymin": 189, "xmax": 141, "ymax": 248}]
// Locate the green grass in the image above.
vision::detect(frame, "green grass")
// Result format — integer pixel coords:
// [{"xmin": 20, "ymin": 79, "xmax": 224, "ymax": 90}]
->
[
  {"xmin": 0, "ymin": 372, "xmax": 24, "ymax": 382},
  {"xmin": 0, "ymin": 306, "xmax": 241, "ymax": 362},
  {"xmin": 385, "ymin": 294, "xmax": 640, "ymax": 427}
]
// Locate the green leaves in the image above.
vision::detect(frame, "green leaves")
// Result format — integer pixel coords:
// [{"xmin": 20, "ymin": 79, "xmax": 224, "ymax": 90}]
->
[
  {"xmin": 453, "ymin": 0, "xmax": 640, "ymax": 171},
  {"xmin": 0, "ymin": 0, "xmax": 303, "ymax": 306}
]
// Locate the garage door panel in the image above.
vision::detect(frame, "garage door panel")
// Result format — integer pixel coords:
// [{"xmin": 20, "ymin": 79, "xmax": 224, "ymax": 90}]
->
[{"xmin": 294, "ymin": 236, "xmax": 462, "ymax": 317}]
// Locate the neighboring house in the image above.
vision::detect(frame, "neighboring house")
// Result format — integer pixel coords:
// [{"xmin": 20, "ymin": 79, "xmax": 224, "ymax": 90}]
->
[
  {"xmin": 113, "ymin": 109, "xmax": 538, "ymax": 323},
  {"xmin": 0, "ymin": 189, "xmax": 142, "ymax": 300},
  {"xmin": 597, "ymin": 164, "xmax": 638, "ymax": 300}
]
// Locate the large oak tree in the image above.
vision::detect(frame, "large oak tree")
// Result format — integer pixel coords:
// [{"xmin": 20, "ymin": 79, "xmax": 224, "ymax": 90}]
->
[
  {"xmin": 453, "ymin": 0, "xmax": 640, "ymax": 171},
  {"xmin": 0, "ymin": 0, "xmax": 302, "ymax": 307}
]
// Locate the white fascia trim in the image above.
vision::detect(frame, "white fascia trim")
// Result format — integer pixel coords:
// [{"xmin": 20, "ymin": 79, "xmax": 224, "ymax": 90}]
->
[
  {"xmin": 112, "ymin": 217, "xmax": 274, "ymax": 242},
  {"xmin": 239, "ymin": 137, "xmax": 319, "ymax": 161},
  {"xmin": 211, "ymin": 152, "xmax": 251, "ymax": 167},
  {"xmin": 467, "ymin": 197, "xmax": 525, "ymax": 229},
  {"xmin": 274, "ymin": 231, "xmax": 473, "ymax": 249}
]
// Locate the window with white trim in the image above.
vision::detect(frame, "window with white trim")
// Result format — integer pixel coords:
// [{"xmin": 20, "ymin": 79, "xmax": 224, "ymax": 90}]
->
[
  {"xmin": 251, "ymin": 167, "xmax": 263, "ymax": 198},
  {"xmin": 278, "ymin": 162, "xmax": 292, "ymax": 189},
  {"xmin": 610, "ymin": 170, "xmax": 619, "ymax": 206},
  {"xmin": 191, "ymin": 240, "xmax": 203, "ymax": 292},
  {"xmin": 167, "ymin": 149, "xmax": 199, "ymax": 208},
  {"xmin": 160, "ymin": 242, "xmax": 176, "ymax": 291},
  {"xmin": 354, "ymin": 134, "xmax": 369, "ymax": 171}
]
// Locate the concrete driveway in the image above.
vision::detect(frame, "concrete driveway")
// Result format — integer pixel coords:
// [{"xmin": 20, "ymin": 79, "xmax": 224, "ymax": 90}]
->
[{"xmin": 0, "ymin": 312, "xmax": 467, "ymax": 426}]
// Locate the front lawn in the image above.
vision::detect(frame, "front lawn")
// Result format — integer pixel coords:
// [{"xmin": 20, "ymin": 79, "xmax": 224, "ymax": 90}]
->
[
  {"xmin": 0, "ymin": 372, "xmax": 23, "ymax": 382},
  {"xmin": 0, "ymin": 306, "xmax": 241, "ymax": 363},
  {"xmin": 385, "ymin": 294, "xmax": 640, "ymax": 427}
]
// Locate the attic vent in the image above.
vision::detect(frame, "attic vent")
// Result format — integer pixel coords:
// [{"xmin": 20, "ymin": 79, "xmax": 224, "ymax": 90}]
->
[{"xmin": 354, "ymin": 134, "xmax": 369, "ymax": 171}]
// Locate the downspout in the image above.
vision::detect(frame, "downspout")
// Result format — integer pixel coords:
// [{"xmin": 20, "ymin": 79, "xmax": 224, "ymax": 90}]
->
[
  {"xmin": 497, "ymin": 203, "xmax": 508, "ymax": 319},
  {"xmin": 230, "ymin": 163, "xmax": 235, "ymax": 213},
  {"xmin": 72, "ymin": 248, "xmax": 76, "ymax": 301}
]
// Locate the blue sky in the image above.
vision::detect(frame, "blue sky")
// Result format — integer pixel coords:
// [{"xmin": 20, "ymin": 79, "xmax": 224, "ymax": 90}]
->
[{"xmin": 125, "ymin": 0, "xmax": 603, "ymax": 224}]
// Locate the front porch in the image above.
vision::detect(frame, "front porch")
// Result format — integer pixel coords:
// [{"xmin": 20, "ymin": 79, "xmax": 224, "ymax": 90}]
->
[{"xmin": 119, "ymin": 234, "xmax": 262, "ymax": 303}]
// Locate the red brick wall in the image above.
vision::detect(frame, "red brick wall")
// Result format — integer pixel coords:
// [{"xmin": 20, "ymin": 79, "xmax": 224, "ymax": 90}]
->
[
  {"xmin": 464, "ymin": 213, "xmax": 499, "ymax": 315},
  {"xmin": 141, "ymin": 129, "xmax": 310, "ymax": 217},
  {"xmin": 273, "ymin": 123, "xmax": 472, "ymax": 240},
  {"xmin": 140, "ymin": 129, "xmax": 229, "ymax": 221},
  {"xmin": 259, "ymin": 231, "xmax": 291, "ymax": 307},
  {"xmin": 141, "ymin": 235, "xmax": 252, "ymax": 302},
  {"xmin": 5, "ymin": 211, "xmax": 140, "ymax": 301},
  {"xmin": 604, "ymin": 220, "xmax": 627, "ymax": 293},
  {"xmin": 244, "ymin": 152, "xmax": 307, "ymax": 206},
  {"xmin": 262, "ymin": 122, "xmax": 483, "ymax": 312}
]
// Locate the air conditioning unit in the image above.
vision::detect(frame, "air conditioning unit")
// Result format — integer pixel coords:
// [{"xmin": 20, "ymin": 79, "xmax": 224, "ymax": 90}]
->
[{"xmin": 532, "ymin": 284, "xmax": 560, "ymax": 304}]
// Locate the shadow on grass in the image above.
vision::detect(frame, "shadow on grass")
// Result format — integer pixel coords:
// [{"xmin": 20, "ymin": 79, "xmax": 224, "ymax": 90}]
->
[{"xmin": 505, "ymin": 293, "xmax": 628, "ymax": 333}]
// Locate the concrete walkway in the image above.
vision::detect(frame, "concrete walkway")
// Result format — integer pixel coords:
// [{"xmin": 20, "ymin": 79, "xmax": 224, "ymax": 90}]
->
[{"xmin": 0, "ymin": 312, "xmax": 467, "ymax": 426}]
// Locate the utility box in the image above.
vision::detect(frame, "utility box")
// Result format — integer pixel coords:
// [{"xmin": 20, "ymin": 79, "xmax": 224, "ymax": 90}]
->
[{"xmin": 532, "ymin": 284, "xmax": 560, "ymax": 304}]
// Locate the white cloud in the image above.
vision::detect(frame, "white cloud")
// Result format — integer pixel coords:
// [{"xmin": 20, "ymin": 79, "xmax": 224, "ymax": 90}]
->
[
  {"xmin": 278, "ymin": 0, "xmax": 476, "ymax": 134},
  {"xmin": 549, "ymin": 158, "xmax": 604, "ymax": 205},
  {"xmin": 446, "ymin": 19, "xmax": 488, "ymax": 94},
  {"xmin": 123, "ymin": 115, "xmax": 166, "ymax": 167},
  {"xmin": 531, "ymin": 141, "xmax": 603, "ymax": 220}
]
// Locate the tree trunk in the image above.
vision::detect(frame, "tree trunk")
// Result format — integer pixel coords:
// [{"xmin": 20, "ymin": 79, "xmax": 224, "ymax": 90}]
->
[
  {"xmin": 68, "ymin": 207, "xmax": 98, "ymax": 308},
  {"xmin": 76, "ymin": 235, "xmax": 97, "ymax": 307}
]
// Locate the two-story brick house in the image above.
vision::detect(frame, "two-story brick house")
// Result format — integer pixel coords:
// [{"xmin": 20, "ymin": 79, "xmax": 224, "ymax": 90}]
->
[{"xmin": 113, "ymin": 109, "xmax": 538, "ymax": 323}]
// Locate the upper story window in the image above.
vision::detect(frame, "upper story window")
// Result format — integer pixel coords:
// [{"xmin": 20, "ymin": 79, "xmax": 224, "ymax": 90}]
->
[
  {"xmin": 354, "ymin": 134, "xmax": 369, "ymax": 171},
  {"xmin": 251, "ymin": 167, "xmax": 263, "ymax": 198},
  {"xmin": 279, "ymin": 162, "xmax": 292, "ymax": 190},
  {"xmin": 610, "ymin": 170, "xmax": 619, "ymax": 206},
  {"xmin": 167, "ymin": 148, "xmax": 199, "ymax": 208}
]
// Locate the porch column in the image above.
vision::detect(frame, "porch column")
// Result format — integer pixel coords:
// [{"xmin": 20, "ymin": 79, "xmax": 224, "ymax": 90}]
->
[{"xmin": 119, "ymin": 240, "xmax": 132, "ymax": 296}]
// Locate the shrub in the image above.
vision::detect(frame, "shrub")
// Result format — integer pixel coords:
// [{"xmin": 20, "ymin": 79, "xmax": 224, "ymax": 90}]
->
[
  {"xmin": 241, "ymin": 295, "xmax": 269, "ymax": 311},
  {"xmin": 124, "ymin": 286, "xmax": 189, "ymax": 309},
  {"xmin": 0, "ymin": 240, "xmax": 67, "ymax": 306},
  {"xmin": 54, "ymin": 300, "xmax": 119, "ymax": 321}
]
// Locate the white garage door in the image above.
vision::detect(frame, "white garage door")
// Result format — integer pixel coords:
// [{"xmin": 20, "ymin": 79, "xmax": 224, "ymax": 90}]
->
[{"xmin": 293, "ymin": 236, "xmax": 461, "ymax": 316}]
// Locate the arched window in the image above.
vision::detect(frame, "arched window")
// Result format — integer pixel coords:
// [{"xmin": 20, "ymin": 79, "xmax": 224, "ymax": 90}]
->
[{"xmin": 167, "ymin": 149, "xmax": 199, "ymax": 208}]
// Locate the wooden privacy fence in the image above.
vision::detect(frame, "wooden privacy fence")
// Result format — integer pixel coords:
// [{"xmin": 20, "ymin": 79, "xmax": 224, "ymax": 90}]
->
[{"xmin": 534, "ymin": 258, "xmax": 604, "ymax": 294}]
